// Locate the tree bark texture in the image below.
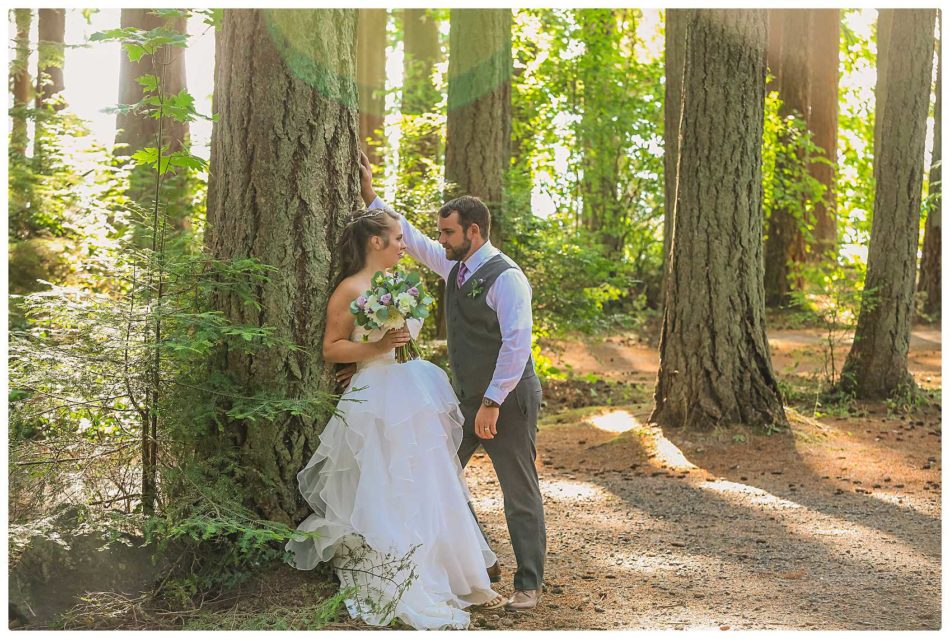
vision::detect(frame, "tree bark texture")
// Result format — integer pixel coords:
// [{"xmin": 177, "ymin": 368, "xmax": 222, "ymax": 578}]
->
[
  {"xmin": 11, "ymin": 9, "xmax": 32, "ymax": 157},
  {"xmin": 357, "ymin": 9, "xmax": 386, "ymax": 167},
  {"xmin": 764, "ymin": 9, "xmax": 809, "ymax": 307},
  {"xmin": 33, "ymin": 8, "xmax": 66, "ymax": 164},
  {"xmin": 35, "ymin": 8, "xmax": 65, "ymax": 109},
  {"xmin": 661, "ymin": 8, "xmax": 687, "ymax": 318},
  {"xmin": 446, "ymin": 8, "xmax": 511, "ymax": 248},
  {"xmin": 206, "ymin": 9, "xmax": 360, "ymax": 523},
  {"xmin": 651, "ymin": 9, "xmax": 787, "ymax": 432},
  {"xmin": 806, "ymin": 9, "xmax": 840, "ymax": 258},
  {"xmin": 115, "ymin": 9, "xmax": 189, "ymax": 157},
  {"xmin": 841, "ymin": 9, "xmax": 936, "ymax": 398}
]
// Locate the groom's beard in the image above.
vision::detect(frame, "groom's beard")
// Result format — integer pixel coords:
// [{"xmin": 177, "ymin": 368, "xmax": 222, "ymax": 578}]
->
[{"xmin": 444, "ymin": 238, "xmax": 472, "ymax": 261}]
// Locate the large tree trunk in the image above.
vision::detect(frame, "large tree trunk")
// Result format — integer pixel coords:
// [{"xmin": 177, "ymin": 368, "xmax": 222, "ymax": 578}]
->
[
  {"xmin": 11, "ymin": 9, "xmax": 32, "ymax": 157},
  {"xmin": 661, "ymin": 8, "xmax": 687, "ymax": 319},
  {"xmin": 840, "ymin": 9, "xmax": 936, "ymax": 398},
  {"xmin": 763, "ymin": 9, "xmax": 809, "ymax": 307},
  {"xmin": 918, "ymin": 26, "xmax": 941, "ymax": 318},
  {"xmin": 357, "ymin": 9, "xmax": 387, "ymax": 167},
  {"xmin": 115, "ymin": 9, "xmax": 189, "ymax": 157},
  {"xmin": 446, "ymin": 8, "xmax": 511, "ymax": 248},
  {"xmin": 206, "ymin": 9, "xmax": 359, "ymax": 523},
  {"xmin": 806, "ymin": 9, "xmax": 840, "ymax": 259},
  {"xmin": 33, "ymin": 8, "xmax": 65, "ymax": 164},
  {"xmin": 651, "ymin": 9, "xmax": 787, "ymax": 432}
]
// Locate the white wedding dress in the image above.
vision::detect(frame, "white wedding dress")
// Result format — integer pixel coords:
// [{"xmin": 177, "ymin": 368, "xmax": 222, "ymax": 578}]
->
[{"xmin": 285, "ymin": 319, "xmax": 499, "ymax": 630}]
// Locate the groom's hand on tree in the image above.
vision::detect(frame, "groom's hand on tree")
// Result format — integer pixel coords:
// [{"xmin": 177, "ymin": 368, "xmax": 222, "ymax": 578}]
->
[
  {"xmin": 475, "ymin": 405, "xmax": 500, "ymax": 439},
  {"xmin": 358, "ymin": 150, "xmax": 377, "ymax": 206}
]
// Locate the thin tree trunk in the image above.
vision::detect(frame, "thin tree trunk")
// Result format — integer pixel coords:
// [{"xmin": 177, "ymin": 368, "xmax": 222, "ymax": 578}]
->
[
  {"xmin": 401, "ymin": 8, "xmax": 446, "ymax": 337},
  {"xmin": 11, "ymin": 9, "xmax": 32, "ymax": 157},
  {"xmin": 661, "ymin": 8, "xmax": 687, "ymax": 319},
  {"xmin": 357, "ymin": 9, "xmax": 387, "ymax": 168},
  {"xmin": 764, "ymin": 9, "xmax": 809, "ymax": 307},
  {"xmin": 651, "ymin": 9, "xmax": 787, "ymax": 432},
  {"xmin": 807, "ymin": 9, "xmax": 840, "ymax": 259},
  {"xmin": 400, "ymin": 8, "xmax": 442, "ymax": 180},
  {"xmin": 115, "ymin": 9, "xmax": 189, "ymax": 157},
  {"xmin": 766, "ymin": 9, "xmax": 785, "ymax": 92},
  {"xmin": 576, "ymin": 9, "xmax": 632, "ymax": 257},
  {"xmin": 841, "ymin": 9, "xmax": 936, "ymax": 398},
  {"xmin": 918, "ymin": 24, "xmax": 941, "ymax": 317},
  {"xmin": 206, "ymin": 8, "xmax": 359, "ymax": 523},
  {"xmin": 446, "ymin": 8, "xmax": 511, "ymax": 248},
  {"xmin": 34, "ymin": 8, "xmax": 65, "ymax": 164},
  {"xmin": 35, "ymin": 8, "xmax": 65, "ymax": 108}
]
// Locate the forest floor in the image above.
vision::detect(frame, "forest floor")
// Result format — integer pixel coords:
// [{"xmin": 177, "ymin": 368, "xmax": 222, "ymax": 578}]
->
[
  {"xmin": 455, "ymin": 323, "xmax": 941, "ymax": 630},
  {"xmin": 55, "ymin": 323, "xmax": 942, "ymax": 631}
]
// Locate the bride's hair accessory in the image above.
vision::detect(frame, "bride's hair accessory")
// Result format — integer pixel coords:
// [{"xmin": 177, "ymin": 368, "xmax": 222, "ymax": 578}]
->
[{"xmin": 345, "ymin": 208, "xmax": 386, "ymax": 228}]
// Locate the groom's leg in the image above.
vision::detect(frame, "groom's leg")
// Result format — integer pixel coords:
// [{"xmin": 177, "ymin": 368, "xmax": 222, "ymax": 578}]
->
[
  {"xmin": 457, "ymin": 398, "xmax": 493, "ymax": 550},
  {"xmin": 481, "ymin": 378, "xmax": 546, "ymax": 591},
  {"xmin": 457, "ymin": 397, "xmax": 482, "ymax": 468}
]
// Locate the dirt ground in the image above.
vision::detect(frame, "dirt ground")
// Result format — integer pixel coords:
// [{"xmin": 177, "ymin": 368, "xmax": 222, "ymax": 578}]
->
[
  {"xmin": 49, "ymin": 326, "xmax": 941, "ymax": 631},
  {"xmin": 459, "ymin": 325, "xmax": 941, "ymax": 630}
]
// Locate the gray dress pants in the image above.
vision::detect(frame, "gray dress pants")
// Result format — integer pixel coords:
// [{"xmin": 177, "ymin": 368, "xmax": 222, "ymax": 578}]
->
[{"xmin": 457, "ymin": 375, "xmax": 545, "ymax": 591}]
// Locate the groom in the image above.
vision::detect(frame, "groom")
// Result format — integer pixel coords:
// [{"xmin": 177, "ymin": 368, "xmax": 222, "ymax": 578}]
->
[{"xmin": 356, "ymin": 152, "xmax": 546, "ymax": 611}]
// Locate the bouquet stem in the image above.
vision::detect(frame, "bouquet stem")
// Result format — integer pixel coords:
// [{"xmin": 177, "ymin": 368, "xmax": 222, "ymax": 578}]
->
[{"xmin": 396, "ymin": 338, "xmax": 422, "ymax": 363}]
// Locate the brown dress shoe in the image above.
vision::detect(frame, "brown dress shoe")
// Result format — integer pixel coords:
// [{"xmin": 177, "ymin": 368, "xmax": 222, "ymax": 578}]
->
[
  {"xmin": 487, "ymin": 561, "xmax": 502, "ymax": 583},
  {"xmin": 505, "ymin": 589, "xmax": 540, "ymax": 611}
]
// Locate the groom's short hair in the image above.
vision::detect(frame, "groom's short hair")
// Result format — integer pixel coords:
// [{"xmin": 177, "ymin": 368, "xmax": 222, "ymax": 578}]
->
[{"xmin": 439, "ymin": 196, "xmax": 490, "ymax": 240}]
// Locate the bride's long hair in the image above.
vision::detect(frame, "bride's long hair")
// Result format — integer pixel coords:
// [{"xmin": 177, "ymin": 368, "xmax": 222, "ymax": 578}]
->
[{"xmin": 336, "ymin": 208, "xmax": 400, "ymax": 285}]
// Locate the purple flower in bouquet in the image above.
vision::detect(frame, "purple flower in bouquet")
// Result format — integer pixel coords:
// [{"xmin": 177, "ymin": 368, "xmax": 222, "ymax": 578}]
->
[
  {"xmin": 408, "ymin": 286, "xmax": 419, "ymax": 297},
  {"xmin": 356, "ymin": 295, "xmax": 368, "ymax": 309},
  {"xmin": 380, "ymin": 293, "xmax": 393, "ymax": 305}
]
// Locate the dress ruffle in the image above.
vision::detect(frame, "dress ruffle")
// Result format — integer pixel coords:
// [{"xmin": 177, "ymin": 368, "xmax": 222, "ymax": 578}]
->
[{"xmin": 286, "ymin": 355, "xmax": 498, "ymax": 630}]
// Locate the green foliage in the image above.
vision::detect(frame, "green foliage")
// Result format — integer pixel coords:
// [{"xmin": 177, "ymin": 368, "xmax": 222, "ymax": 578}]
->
[
  {"xmin": 503, "ymin": 198, "xmax": 646, "ymax": 334},
  {"xmin": 508, "ymin": 9, "xmax": 664, "ymax": 329},
  {"xmin": 762, "ymin": 85, "xmax": 833, "ymax": 253},
  {"xmin": 141, "ymin": 467, "xmax": 320, "ymax": 606},
  {"xmin": 8, "ymin": 18, "xmax": 340, "ymax": 612},
  {"xmin": 8, "ymin": 108, "xmax": 110, "ymax": 241},
  {"xmin": 837, "ymin": 10, "xmax": 877, "ymax": 249},
  {"xmin": 90, "ymin": 26, "xmax": 187, "ymax": 63},
  {"xmin": 179, "ymin": 589, "xmax": 351, "ymax": 630},
  {"xmin": 786, "ymin": 253, "xmax": 875, "ymax": 418}
]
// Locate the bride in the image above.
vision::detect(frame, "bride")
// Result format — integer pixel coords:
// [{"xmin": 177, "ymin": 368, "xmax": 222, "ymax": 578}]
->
[{"xmin": 285, "ymin": 207, "xmax": 506, "ymax": 629}]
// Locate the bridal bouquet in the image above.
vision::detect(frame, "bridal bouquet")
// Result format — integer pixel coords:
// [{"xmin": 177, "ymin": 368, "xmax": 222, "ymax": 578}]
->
[{"xmin": 350, "ymin": 271, "xmax": 434, "ymax": 363}]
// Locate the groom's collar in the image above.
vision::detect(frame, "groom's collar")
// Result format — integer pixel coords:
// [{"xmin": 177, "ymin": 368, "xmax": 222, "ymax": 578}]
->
[{"xmin": 461, "ymin": 240, "xmax": 499, "ymax": 275}]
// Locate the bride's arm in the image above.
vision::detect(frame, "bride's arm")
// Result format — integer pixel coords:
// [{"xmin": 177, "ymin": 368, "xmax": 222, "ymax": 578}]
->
[{"xmin": 323, "ymin": 283, "xmax": 409, "ymax": 363}]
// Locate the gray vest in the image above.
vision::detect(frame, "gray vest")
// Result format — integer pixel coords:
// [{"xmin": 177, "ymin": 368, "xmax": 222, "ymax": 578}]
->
[{"xmin": 446, "ymin": 253, "xmax": 537, "ymax": 401}]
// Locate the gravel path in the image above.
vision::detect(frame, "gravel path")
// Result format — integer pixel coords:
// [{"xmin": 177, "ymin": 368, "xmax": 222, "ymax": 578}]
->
[{"xmin": 463, "ymin": 327, "xmax": 942, "ymax": 631}]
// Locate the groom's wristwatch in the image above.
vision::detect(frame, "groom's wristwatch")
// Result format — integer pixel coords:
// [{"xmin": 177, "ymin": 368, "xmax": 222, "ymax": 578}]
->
[{"xmin": 482, "ymin": 397, "xmax": 500, "ymax": 408}]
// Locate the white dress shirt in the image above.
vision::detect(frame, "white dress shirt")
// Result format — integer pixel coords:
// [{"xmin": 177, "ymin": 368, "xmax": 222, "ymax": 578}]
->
[{"xmin": 369, "ymin": 196, "xmax": 534, "ymax": 404}]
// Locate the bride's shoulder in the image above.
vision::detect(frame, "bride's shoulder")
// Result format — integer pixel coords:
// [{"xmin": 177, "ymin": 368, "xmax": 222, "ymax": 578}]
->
[{"xmin": 329, "ymin": 276, "xmax": 366, "ymax": 308}]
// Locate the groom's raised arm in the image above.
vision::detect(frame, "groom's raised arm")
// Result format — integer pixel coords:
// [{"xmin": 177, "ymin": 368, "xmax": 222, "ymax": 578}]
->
[
  {"xmin": 368, "ymin": 196, "xmax": 454, "ymax": 281},
  {"xmin": 360, "ymin": 150, "xmax": 453, "ymax": 280}
]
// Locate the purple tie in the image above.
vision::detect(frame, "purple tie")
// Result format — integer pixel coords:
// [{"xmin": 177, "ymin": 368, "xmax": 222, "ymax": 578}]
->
[{"xmin": 456, "ymin": 263, "xmax": 468, "ymax": 289}]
